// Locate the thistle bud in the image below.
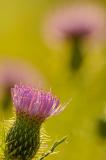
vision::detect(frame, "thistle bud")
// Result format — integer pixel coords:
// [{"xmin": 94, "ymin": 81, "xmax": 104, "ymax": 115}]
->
[{"xmin": 5, "ymin": 84, "xmax": 63, "ymax": 160}]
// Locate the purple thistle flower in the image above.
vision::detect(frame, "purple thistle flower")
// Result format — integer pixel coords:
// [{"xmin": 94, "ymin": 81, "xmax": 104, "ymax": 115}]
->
[
  {"xmin": 43, "ymin": 3, "xmax": 105, "ymax": 47},
  {"xmin": 5, "ymin": 84, "xmax": 64, "ymax": 159},
  {"xmin": 11, "ymin": 84, "xmax": 63, "ymax": 122}
]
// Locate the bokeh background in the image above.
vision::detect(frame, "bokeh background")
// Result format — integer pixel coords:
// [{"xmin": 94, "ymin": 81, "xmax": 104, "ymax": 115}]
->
[{"xmin": 0, "ymin": 0, "xmax": 106, "ymax": 160}]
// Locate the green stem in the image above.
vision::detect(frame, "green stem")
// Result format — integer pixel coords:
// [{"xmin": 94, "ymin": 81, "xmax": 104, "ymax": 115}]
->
[
  {"xmin": 38, "ymin": 136, "xmax": 67, "ymax": 160},
  {"xmin": 71, "ymin": 36, "xmax": 83, "ymax": 71}
]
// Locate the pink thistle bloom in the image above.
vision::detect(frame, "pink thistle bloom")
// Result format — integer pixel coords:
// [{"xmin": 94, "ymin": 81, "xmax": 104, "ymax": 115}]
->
[
  {"xmin": 43, "ymin": 3, "xmax": 105, "ymax": 47},
  {"xmin": 11, "ymin": 84, "xmax": 63, "ymax": 122}
]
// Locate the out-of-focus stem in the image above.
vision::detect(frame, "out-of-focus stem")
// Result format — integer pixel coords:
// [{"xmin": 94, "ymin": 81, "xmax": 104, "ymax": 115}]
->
[{"xmin": 70, "ymin": 36, "xmax": 83, "ymax": 71}]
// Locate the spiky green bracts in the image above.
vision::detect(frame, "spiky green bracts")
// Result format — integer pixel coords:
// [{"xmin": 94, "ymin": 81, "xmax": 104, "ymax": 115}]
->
[
  {"xmin": 4, "ymin": 84, "xmax": 63, "ymax": 160},
  {"xmin": 5, "ymin": 116, "xmax": 40, "ymax": 160}
]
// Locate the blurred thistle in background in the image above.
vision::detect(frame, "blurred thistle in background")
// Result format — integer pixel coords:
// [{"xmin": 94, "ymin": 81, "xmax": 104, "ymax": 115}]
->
[
  {"xmin": 5, "ymin": 84, "xmax": 64, "ymax": 160},
  {"xmin": 0, "ymin": 58, "xmax": 46, "ymax": 119},
  {"xmin": 43, "ymin": 3, "xmax": 105, "ymax": 71}
]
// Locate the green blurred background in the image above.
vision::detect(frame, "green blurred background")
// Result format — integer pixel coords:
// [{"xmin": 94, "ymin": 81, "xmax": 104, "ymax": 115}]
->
[{"xmin": 0, "ymin": 0, "xmax": 106, "ymax": 159}]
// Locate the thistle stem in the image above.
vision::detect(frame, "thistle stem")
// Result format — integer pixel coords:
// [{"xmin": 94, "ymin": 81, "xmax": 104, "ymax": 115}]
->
[{"xmin": 70, "ymin": 36, "xmax": 83, "ymax": 71}]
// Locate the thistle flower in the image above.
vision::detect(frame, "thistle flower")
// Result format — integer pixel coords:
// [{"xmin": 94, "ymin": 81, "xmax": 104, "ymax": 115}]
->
[
  {"xmin": 12, "ymin": 84, "xmax": 62, "ymax": 121},
  {"xmin": 43, "ymin": 3, "xmax": 104, "ymax": 45},
  {"xmin": 43, "ymin": 3, "xmax": 105, "ymax": 71},
  {"xmin": 5, "ymin": 84, "xmax": 63, "ymax": 160}
]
